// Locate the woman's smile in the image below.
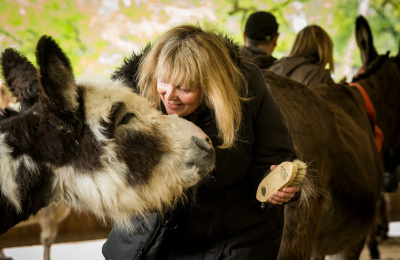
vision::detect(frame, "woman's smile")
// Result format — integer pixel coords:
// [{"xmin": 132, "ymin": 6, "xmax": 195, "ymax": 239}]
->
[{"xmin": 166, "ymin": 101, "xmax": 181, "ymax": 109}]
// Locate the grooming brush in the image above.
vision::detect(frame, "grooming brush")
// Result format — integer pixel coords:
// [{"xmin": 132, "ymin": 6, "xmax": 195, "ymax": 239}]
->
[{"xmin": 256, "ymin": 159, "xmax": 307, "ymax": 202}]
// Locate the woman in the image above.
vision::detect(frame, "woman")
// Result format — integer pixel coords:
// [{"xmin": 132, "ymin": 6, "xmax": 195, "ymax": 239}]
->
[
  {"xmin": 269, "ymin": 24, "xmax": 335, "ymax": 87},
  {"xmin": 103, "ymin": 23, "xmax": 299, "ymax": 260}
]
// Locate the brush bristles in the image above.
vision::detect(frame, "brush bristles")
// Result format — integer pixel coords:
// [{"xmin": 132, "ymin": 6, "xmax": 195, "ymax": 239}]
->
[
  {"xmin": 287, "ymin": 159, "xmax": 322, "ymax": 210},
  {"xmin": 288, "ymin": 159, "xmax": 307, "ymax": 187}
]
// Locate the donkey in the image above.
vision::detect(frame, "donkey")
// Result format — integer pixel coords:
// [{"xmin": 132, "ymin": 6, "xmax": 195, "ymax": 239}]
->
[
  {"xmin": 0, "ymin": 60, "xmax": 71, "ymax": 260},
  {"xmin": 353, "ymin": 15, "xmax": 400, "ymax": 260},
  {"xmin": 0, "ymin": 35, "xmax": 215, "ymax": 236},
  {"xmin": 262, "ymin": 15, "xmax": 400, "ymax": 259}
]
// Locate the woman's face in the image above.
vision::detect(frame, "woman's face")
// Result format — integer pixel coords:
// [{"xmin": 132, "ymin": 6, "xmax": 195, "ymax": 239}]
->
[{"xmin": 157, "ymin": 79, "xmax": 202, "ymax": 117}]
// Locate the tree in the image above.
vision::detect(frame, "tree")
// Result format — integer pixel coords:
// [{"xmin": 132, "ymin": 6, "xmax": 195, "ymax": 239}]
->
[
  {"xmin": 339, "ymin": 0, "xmax": 371, "ymax": 81},
  {"xmin": 0, "ymin": 0, "xmax": 398, "ymax": 80}
]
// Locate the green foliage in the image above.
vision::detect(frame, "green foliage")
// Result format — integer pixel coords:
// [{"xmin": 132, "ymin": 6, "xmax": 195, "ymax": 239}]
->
[
  {"xmin": 0, "ymin": 0, "xmax": 87, "ymax": 74},
  {"xmin": 0, "ymin": 0, "xmax": 398, "ymax": 80},
  {"xmin": 368, "ymin": 0, "xmax": 399, "ymax": 55}
]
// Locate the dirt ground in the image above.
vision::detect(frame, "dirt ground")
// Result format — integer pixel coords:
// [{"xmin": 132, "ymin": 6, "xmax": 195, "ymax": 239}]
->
[{"xmin": 360, "ymin": 236, "xmax": 400, "ymax": 260}]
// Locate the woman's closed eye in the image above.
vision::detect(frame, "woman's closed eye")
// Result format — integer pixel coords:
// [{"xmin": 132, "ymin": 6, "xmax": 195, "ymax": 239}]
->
[
  {"xmin": 159, "ymin": 79, "xmax": 192, "ymax": 93},
  {"xmin": 176, "ymin": 85, "xmax": 190, "ymax": 93}
]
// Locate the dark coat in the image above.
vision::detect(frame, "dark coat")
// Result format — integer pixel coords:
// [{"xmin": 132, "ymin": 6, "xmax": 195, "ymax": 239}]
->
[
  {"xmin": 269, "ymin": 56, "xmax": 334, "ymax": 88},
  {"xmin": 164, "ymin": 62, "xmax": 296, "ymax": 259},
  {"xmin": 103, "ymin": 42, "xmax": 296, "ymax": 260},
  {"xmin": 239, "ymin": 46, "xmax": 277, "ymax": 69}
]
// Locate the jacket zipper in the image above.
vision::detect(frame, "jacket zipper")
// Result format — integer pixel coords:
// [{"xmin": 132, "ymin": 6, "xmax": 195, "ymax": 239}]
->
[{"xmin": 135, "ymin": 213, "xmax": 162, "ymax": 260}]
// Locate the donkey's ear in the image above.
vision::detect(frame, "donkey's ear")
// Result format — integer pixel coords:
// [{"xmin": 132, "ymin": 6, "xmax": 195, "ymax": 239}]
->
[
  {"xmin": 355, "ymin": 15, "xmax": 378, "ymax": 67},
  {"xmin": 0, "ymin": 48, "xmax": 39, "ymax": 110},
  {"xmin": 35, "ymin": 35, "xmax": 78, "ymax": 113}
]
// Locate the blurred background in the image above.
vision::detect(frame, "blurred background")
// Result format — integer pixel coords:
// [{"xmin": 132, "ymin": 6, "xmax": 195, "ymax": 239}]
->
[
  {"xmin": 0, "ymin": 0, "xmax": 399, "ymax": 81},
  {"xmin": 0, "ymin": 0, "xmax": 400, "ymax": 259}
]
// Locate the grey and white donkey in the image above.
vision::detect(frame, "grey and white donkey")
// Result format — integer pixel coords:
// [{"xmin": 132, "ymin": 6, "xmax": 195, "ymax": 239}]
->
[{"xmin": 0, "ymin": 35, "xmax": 215, "ymax": 235}]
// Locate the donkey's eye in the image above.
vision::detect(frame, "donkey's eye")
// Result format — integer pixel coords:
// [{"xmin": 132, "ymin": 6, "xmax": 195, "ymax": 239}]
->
[{"xmin": 118, "ymin": 113, "xmax": 135, "ymax": 126}]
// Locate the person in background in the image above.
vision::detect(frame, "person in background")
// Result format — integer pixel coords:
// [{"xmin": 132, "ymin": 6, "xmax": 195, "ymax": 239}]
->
[
  {"xmin": 240, "ymin": 11, "xmax": 280, "ymax": 69},
  {"xmin": 103, "ymin": 23, "xmax": 299, "ymax": 260},
  {"xmin": 269, "ymin": 24, "xmax": 335, "ymax": 87}
]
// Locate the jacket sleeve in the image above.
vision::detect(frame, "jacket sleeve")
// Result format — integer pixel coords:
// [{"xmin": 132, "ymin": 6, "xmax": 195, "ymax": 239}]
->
[
  {"xmin": 102, "ymin": 213, "xmax": 161, "ymax": 260},
  {"xmin": 245, "ymin": 63, "xmax": 297, "ymax": 184}
]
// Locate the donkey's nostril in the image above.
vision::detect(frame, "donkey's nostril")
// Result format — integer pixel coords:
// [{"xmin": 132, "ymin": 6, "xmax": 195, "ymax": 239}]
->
[{"xmin": 192, "ymin": 136, "xmax": 213, "ymax": 152}]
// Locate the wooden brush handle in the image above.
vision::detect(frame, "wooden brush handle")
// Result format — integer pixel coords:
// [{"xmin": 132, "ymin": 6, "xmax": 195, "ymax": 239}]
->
[{"xmin": 256, "ymin": 162, "xmax": 298, "ymax": 202}]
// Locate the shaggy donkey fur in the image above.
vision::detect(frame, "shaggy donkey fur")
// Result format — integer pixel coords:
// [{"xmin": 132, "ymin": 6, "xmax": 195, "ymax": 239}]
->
[
  {"xmin": 264, "ymin": 16, "xmax": 400, "ymax": 259},
  {"xmin": 0, "ymin": 57, "xmax": 71, "ymax": 260},
  {"xmin": 0, "ymin": 35, "xmax": 215, "ymax": 235}
]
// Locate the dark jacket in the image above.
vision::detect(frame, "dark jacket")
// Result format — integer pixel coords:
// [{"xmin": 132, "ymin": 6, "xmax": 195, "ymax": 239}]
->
[
  {"xmin": 239, "ymin": 46, "xmax": 276, "ymax": 69},
  {"xmin": 104, "ymin": 42, "xmax": 296, "ymax": 260},
  {"xmin": 269, "ymin": 56, "xmax": 334, "ymax": 87}
]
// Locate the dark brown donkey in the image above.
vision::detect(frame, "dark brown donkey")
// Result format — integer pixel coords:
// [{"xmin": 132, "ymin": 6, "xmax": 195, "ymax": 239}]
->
[{"xmin": 262, "ymin": 15, "xmax": 400, "ymax": 259}]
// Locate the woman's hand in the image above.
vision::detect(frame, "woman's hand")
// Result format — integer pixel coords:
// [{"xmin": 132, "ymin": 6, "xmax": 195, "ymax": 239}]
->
[{"xmin": 268, "ymin": 165, "xmax": 300, "ymax": 205}]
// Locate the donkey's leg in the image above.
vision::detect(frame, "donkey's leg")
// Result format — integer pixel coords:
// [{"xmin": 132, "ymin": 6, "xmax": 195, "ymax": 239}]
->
[
  {"xmin": 38, "ymin": 203, "xmax": 71, "ymax": 260},
  {"xmin": 366, "ymin": 192, "xmax": 391, "ymax": 259},
  {"xmin": 38, "ymin": 208, "xmax": 57, "ymax": 260},
  {"xmin": 0, "ymin": 249, "xmax": 13, "ymax": 260},
  {"xmin": 344, "ymin": 237, "xmax": 367, "ymax": 260},
  {"xmin": 377, "ymin": 193, "xmax": 389, "ymax": 241},
  {"xmin": 366, "ymin": 223, "xmax": 380, "ymax": 260},
  {"xmin": 278, "ymin": 200, "xmax": 320, "ymax": 260}
]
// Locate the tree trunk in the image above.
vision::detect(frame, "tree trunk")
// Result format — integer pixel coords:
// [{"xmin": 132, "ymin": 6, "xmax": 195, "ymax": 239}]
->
[{"xmin": 339, "ymin": 0, "xmax": 371, "ymax": 82}]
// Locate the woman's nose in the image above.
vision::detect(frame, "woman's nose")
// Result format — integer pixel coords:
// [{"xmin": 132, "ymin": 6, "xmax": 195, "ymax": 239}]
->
[{"xmin": 165, "ymin": 85, "xmax": 176, "ymax": 100}]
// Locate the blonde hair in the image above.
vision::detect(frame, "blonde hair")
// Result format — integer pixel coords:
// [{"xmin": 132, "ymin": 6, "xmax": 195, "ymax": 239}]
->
[
  {"xmin": 0, "ymin": 84, "xmax": 14, "ymax": 110},
  {"xmin": 289, "ymin": 25, "xmax": 334, "ymax": 73},
  {"xmin": 138, "ymin": 23, "xmax": 247, "ymax": 149}
]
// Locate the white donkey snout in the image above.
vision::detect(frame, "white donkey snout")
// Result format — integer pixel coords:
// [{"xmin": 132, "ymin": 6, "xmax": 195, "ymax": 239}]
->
[
  {"xmin": 183, "ymin": 135, "xmax": 216, "ymax": 182},
  {"xmin": 164, "ymin": 114, "xmax": 215, "ymax": 183}
]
